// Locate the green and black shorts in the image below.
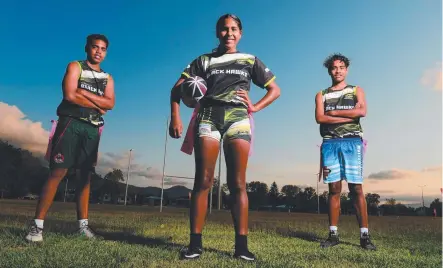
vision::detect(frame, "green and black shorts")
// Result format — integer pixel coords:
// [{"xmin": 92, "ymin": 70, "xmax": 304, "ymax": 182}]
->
[{"xmin": 49, "ymin": 116, "xmax": 100, "ymax": 171}]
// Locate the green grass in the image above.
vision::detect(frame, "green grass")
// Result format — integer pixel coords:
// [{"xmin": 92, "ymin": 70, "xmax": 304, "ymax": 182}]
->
[{"xmin": 0, "ymin": 200, "xmax": 441, "ymax": 268}]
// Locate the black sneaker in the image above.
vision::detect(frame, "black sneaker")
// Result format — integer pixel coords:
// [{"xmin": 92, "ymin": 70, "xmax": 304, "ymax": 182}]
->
[
  {"xmin": 320, "ymin": 231, "xmax": 340, "ymax": 248},
  {"xmin": 360, "ymin": 233, "xmax": 376, "ymax": 250},
  {"xmin": 234, "ymin": 250, "xmax": 256, "ymax": 261},
  {"xmin": 180, "ymin": 246, "xmax": 203, "ymax": 260}
]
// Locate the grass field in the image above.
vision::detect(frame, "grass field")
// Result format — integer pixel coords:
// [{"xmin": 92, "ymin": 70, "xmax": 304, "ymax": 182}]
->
[{"xmin": 0, "ymin": 200, "xmax": 441, "ymax": 268}]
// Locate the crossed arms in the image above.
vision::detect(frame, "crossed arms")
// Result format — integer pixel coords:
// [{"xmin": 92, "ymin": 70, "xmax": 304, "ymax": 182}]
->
[
  {"xmin": 62, "ymin": 62, "xmax": 115, "ymax": 114},
  {"xmin": 315, "ymin": 86, "xmax": 367, "ymax": 124}
]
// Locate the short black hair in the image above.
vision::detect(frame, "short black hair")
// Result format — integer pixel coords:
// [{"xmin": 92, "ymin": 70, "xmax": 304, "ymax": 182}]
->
[
  {"xmin": 323, "ymin": 53, "xmax": 350, "ymax": 70},
  {"xmin": 216, "ymin": 14, "xmax": 243, "ymax": 38},
  {"xmin": 86, "ymin": 34, "xmax": 109, "ymax": 48}
]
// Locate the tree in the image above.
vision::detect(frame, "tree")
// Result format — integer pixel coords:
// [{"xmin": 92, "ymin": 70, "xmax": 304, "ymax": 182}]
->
[
  {"xmin": 365, "ymin": 193, "xmax": 381, "ymax": 215},
  {"xmin": 430, "ymin": 198, "xmax": 442, "ymax": 217},
  {"xmin": 222, "ymin": 183, "xmax": 229, "ymax": 195},
  {"xmin": 246, "ymin": 181, "xmax": 269, "ymax": 209},
  {"xmin": 104, "ymin": 168, "xmax": 124, "ymax": 202},
  {"xmin": 268, "ymin": 181, "xmax": 280, "ymax": 207},
  {"xmin": 319, "ymin": 191, "xmax": 329, "ymax": 213},
  {"xmin": 385, "ymin": 198, "xmax": 396, "ymax": 206},
  {"xmin": 296, "ymin": 187, "xmax": 317, "ymax": 212},
  {"xmin": 281, "ymin": 185, "xmax": 300, "ymax": 209}
]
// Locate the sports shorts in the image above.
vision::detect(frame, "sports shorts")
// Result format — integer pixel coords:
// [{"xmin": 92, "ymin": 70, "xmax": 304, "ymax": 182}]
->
[
  {"xmin": 49, "ymin": 116, "xmax": 100, "ymax": 171},
  {"xmin": 321, "ymin": 137, "xmax": 364, "ymax": 184},
  {"xmin": 195, "ymin": 102, "xmax": 251, "ymax": 143}
]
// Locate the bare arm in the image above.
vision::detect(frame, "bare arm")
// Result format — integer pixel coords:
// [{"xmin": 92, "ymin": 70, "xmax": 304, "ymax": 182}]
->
[
  {"xmin": 315, "ymin": 92, "xmax": 354, "ymax": 124},
  {"xmin": 62, "ymin": 62, "xmax": 105, "ymax": 113},
  {"xmin": 169, "ymin": 78, "xmax": 185, "ymax": 138},
  {"xmin": 253, "ymin": 80, "xmax": 281, "ymax": 112},
  {"xmin": 236, "ymin": 80, "xmax": 281, "ymax": 113},
  {"xmin": 79, "ymin": 75, "xmax": 115, "ymax": 110},
  {"xmin": 170, "ymin": 78, "xmax": 185, "ymax": 118},
  {"xmin": 326, "ymin": 87, "xmax": 367, "ymax": 119}
]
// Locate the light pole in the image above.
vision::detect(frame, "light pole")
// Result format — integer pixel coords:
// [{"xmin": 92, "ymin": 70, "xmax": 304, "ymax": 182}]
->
[
  {"xmin": 160, "ymin": 117, "xmax": 169, "ymax": 212},
  {"xmin": 217, "ymin": 142, "xmax": 222, "ymax": 210},
  {"xmin": 316, "ymin": 173, "xmax": 320, "ymax": 214},
  {"xmin": 418, "ymin": 185, "xmax": 426, "ymax": 209},
  {"xmin": 124, "ymin": 149, "xmax": 133, "ymax": 206},
  {"xmin": 64, "ymin": 177, "xmax": 69, "ymax": 203}
]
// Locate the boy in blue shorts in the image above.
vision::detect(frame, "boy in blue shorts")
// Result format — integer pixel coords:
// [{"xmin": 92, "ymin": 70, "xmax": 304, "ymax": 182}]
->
[{"xmin": 315, "ymin": 53, "xmax": 376, "ymax": 250}]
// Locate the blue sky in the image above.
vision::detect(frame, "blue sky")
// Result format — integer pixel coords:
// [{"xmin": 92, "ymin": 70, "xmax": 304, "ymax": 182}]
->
[{"xmin": 0, "ymin": 0, "xmax": 441, "ymax": 204}]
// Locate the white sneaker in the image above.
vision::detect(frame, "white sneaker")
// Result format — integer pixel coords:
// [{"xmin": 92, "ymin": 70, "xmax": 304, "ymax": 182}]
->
[
  {"xmin": 25, "ymin": 221, "xmax": 43, "ymax": 242},
  {"xmin": 78, "ymin": 225, "xmax": 97, "ymax": 239}
]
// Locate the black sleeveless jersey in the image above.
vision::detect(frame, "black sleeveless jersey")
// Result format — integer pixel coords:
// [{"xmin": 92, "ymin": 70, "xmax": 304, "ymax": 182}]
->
[
  {"xmin": 319, "ymin": 85, "xmax": 363, "ymax": 139},
  {"xmin": 57, "ymin": 60, "xmax": 109, "ymax": 126},
  {"xmin": 182, "ymin": 51, "xmax": 276, "ymax": 107}
]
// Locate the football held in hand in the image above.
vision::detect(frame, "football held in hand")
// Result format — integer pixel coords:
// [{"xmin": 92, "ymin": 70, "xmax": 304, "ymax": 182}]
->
[{"xmin": 180, "ymin": 76, "xmax": 207, "ymax": 108}]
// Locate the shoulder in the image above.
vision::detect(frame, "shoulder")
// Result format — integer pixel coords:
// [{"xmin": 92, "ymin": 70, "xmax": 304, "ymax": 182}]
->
[
  {"xmin": 66, "ymin": 61, "xmax": 82, "ymax": 73},
  {"xmin": 319, "ymin": 88, "xmax": 329, "ymax": 96},
  {"xmin": 236, "ymin": 52, "xmax": 258, "ymax": 64},
  {"xmin": 350, "ymin": 85, "xmax": 364, "ymax": 94},
  {"xmin": 194, "ymin": 52, "xmax": 213, "ymax": 61}
]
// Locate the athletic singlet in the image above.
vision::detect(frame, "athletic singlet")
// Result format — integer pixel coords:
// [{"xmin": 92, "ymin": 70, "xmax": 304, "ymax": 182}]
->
[
  {"xmin": 181, "ymin": 51, "xmax": 276, "ymax": 107},
  {"xmin": 319, "ymin": 85, "xmax": 363, "ymax": 139},
  {"xmin": 56, "ymin": 60, "xmax": 109, "ymax": 126}
]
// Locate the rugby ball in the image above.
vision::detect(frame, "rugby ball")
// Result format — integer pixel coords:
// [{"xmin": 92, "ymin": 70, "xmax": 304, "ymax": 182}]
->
[{"xmin": 180, "ymin": 76, "xmax": 207, "ymax": 108}]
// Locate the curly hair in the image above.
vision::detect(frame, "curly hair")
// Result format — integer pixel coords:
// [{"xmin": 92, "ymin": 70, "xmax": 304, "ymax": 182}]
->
[
  {"xmin": 86, "ymin": 34, "xmax": 109, "ymax": 48},
  {"xmin": 323, "ymin": 53, "xmax": 350, "ymax": 70}
]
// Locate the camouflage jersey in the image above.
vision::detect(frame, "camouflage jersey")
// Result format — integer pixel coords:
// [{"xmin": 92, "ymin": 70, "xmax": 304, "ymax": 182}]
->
[
  {"xmin": 319, "ymin": 85, "xmax": 363, "ymax": 139},
  {"xmin": 181, "ymin": 50, "xmax": 276, "ymax": 107},
  {"xmin": 56, "ymin": 60, "xmax": 109, "ymax": 127}
]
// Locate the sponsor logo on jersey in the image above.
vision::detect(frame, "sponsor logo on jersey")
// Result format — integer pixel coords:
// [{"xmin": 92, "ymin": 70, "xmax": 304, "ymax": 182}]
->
[
  {"xmin": 207, "ymin": 69, "xmax": 249, "ymax": 78},
  {"xmin": 54, "ymin": 153, "xmax": 64, "ymax": 164},
  {"xmin": 80, "ymin": 83, "xmax": 104, "ymax": 96}
]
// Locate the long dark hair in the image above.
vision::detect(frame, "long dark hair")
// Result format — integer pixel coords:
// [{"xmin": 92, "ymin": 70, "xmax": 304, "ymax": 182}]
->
[
  {"xmin": 215, "ymin": 14, "xmax": 242, "ymax": 38},
  {"xmin": 213, "ymin": 14, "xmax": 243, "ymax": 52}
]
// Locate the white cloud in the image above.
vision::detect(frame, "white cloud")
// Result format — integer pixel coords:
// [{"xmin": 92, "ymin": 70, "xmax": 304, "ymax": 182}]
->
[
  {"xmin": 0, "ymin": 102, "xmax": 49, "ymax": 156},
  {"xmin": 96, "ymin": 151, "xmax": 164, "ymax": 188},
  {"xmin": 364, "ymin": 166, "xmax": 442, "ymax": 204},
  {"xmin": 0, "ymin": 101, "xmax": 168, "ymax": 188}
]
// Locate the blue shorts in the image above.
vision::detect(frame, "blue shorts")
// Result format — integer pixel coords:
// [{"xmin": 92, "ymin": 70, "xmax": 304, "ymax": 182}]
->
[{"xmin": 321, "ymin": 137, "xmax": 364, "ymax": 184}]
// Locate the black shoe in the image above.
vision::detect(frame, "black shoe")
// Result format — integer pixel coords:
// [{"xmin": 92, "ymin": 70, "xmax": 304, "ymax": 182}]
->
[
  {"xmin": 180, "ymin": 246, "xmax": 203, "ymax": 260},
  {"xmin": 360, "ymin": 233, "xmax": 376, "ymax": 250},
  {"xmin": 320, "ymin": 231, "xmax": 340, "ymax": 248},
  {"xmin": 234, "ymin": 250, "xmax": 256, "ymax": 261}
]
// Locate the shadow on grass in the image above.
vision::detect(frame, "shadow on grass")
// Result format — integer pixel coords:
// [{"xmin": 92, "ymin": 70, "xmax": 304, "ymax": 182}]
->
[
  {"xmin": 275, "ymin": 227, "xmax": 361, "ymax": 248},
  {"xmin": 97, "ymin": 230, "xmax": 233, "ymax": 258}
]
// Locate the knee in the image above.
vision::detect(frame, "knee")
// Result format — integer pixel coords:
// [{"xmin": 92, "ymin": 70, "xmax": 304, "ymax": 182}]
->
[
  {"xmin": 349, "ymin": 184, "xmax": 364, "ymax": 198},
  {"xmin": 228, "ymin": 181, "xmax": 246, "ymax": 194},
  {"xmin": 328, "ymin": 184, "xmax": 341, "ymax": 197},
  {"xmin": 196, "ymin": 169, "xmax": 215, "ymax": 191},
  {"xmin": 350, "ymin": 184, "xmax": 364, "ymax": 195}
]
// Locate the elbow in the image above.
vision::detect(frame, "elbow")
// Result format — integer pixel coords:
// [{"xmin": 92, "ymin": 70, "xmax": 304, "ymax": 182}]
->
[
  {"xmin": 359, "ymin": 110, "xmax": 367, "ymax": 118},
  {"xmin": 105, "ymin": 101, "xmax": 115, "ymax": 110},
  {"xmin": 274, "ymin": 89, "xmax": 281, "ymax": 99},
  {"xmin": 315, "ymin": 115, "xmax": 323, "ymax": 124},
  {"xmin": 269, "ymin": 86, "xmax": 281, "ymax": 100},
  {"xmin": 64, "ymin": 92, "xmax": 76, "ymax": 103}
]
